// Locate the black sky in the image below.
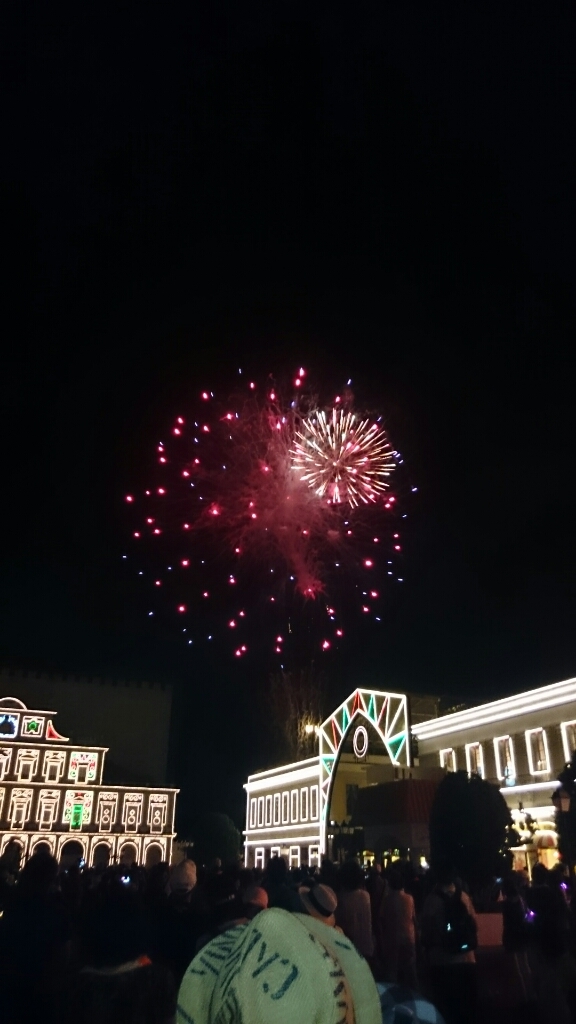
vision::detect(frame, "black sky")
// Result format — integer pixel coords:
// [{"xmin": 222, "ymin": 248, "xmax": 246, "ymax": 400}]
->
[{"xmin": 3, "ymin": 1, "xmax": 576, "ymax": 827}]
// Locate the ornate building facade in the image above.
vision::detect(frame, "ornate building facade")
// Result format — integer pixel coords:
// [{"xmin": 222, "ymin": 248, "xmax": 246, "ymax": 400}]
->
[
  {"xmin": 0, "ymin": 696, "xmax": 178, "ymax": 866},
  {"xmin": 243, "ymin": 677, "xmax": 576, "ymax": 871}
]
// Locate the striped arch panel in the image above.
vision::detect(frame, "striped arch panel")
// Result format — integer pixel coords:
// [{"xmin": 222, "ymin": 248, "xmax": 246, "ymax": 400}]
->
[{"xmin": 317, "ymin": 688, "xmax": 410, "ymax": 847}]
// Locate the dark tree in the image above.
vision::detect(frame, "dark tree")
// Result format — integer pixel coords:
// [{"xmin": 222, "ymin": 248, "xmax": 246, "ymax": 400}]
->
[
  {"xmin": 429, "ymin": 770, "xmax": 512, "ymax": 891},
  {"xmin": 190, "ymin": 813, "xmax": 241, "ymax": 867},
  {"xmin": 266, "ymin": 665, "xmax": 326, "ymax": 762}
]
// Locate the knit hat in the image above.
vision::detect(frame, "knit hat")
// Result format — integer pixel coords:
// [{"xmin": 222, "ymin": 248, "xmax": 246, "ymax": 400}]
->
[
  {"xmin": 169, "ymin": 859, "xmax": 197, "ymax": 893},
  {"xmin": 299, "ymin": 883, "xmax": 338, "ymax": 924},
  {"xmin": 177, "ymin": 907, "xmax": 381, "ymax": 1024}
]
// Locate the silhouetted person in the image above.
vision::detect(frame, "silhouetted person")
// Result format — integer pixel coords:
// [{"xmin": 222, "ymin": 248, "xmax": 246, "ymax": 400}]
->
[{"xmin": 0, "ymin": 852, "xmax": 71, "ymax": 1024}]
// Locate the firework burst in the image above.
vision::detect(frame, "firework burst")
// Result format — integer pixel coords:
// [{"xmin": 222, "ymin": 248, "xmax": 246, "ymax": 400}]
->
[
  {"xmin": 291, "ymin": 408, "xmax": 395, "ymax": 507},
  {"xmin": 123, "ymin": 368, "xmax": 408, "ymax": 661}
]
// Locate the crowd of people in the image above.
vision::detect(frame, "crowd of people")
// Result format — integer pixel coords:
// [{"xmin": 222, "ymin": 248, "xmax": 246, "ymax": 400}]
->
[{"xmin": 1, "ymin": 838, "xmax": 576, "ymax": 1024}]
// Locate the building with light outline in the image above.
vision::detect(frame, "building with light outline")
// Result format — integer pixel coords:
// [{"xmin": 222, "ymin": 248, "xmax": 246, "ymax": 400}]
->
[
  {"xmin": 0, "ymin": 696, "xmax": 178, "ymax": 866},
  {"xmin": 243, "ymin": 677, "xmax": 576, "ymax": 870}
]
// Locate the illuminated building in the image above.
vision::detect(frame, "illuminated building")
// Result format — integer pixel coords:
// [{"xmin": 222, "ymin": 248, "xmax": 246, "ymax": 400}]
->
[
  {"xmin": 0, "ymin": 696, "xmax": 177, "ymax": 866},
  {"xmin": 243, "ymin": 677, "xmax": 576, "ymax": 870}
]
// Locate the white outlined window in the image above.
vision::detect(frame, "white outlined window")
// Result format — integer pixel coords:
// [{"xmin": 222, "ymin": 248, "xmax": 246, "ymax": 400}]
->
[
  {"xmin": 310, "ymin": 786, "xmax": 319, "ymax": 821},
  {"xmin": 9, "ymin": 788, "xmax": 33, "ymax": 829},
  {"xmin": 494, "ymin": 735, "xmax": 516, "ymax": 782},
  {"xmin": 16, "ymin": 749, "xmax": 39, "ymax": 782},
  {"xmin": 465, "ymin": 742, "xmax": 484, "ymax": 777},
  {"xmin": 561, "ymin": 722, "xmax": 576, "ymax": 763},
  {"xmin": 270, "ymin": 846, "xmax": 281, "ymax": 859},
  {"xmin": 43, "ymin": 751, "xmax": 66, "ymax": 783},
  {"xmin": 249, "ymin": 798, "xmax": 257, "ymax": 829},
  {"xmin": 273, "ymin": 793, "xmax": 281, "ymax": 825},
  {"xmin": 300, "ymin": 788, "xmax": 309, "ymax": 822},
  {"xmin": 37, "ymin": 790, "xmax": 60, "ymax": 831},
  {"xmin": 526, "ymin": 729, "xmax": 550, "ymax": 775},
  {"xmin": 282, "ymin": 791, "xmax": 290, "ymax": 824},
  {"xmin": 257, "ymin": 797, "xmax": 264, "ymax": 828},
  {"xmin": 265, "ymin": 795, "xmax": 272, "ymax": 827},
  {"xmin": 255, "ymin": 848, "xmax": 265, "ymax": 869},
  {"xmin": 289, "ymin": 845, "xmax": 301, "ymax": 868},
  {"xmin": 290, "ymin": 790, "xmax": 299, "ymax": 823},
  {"xmin": 309, "ymin": 845, "xmax": 320, "ymax": 866},
  {"xmin": 122, "ymin": 793, "xmax": 143, "ymax": 833},
  {"xmin": 440, "ymin": 748, "xmax": 456, "ymax": 772},
  {"xmin": 97, "ymin": 793, "xmax": 119, "ymax": 833},
  {"xmin": 147, "ymin": 794, "xmax": 168, "ymax": 833},
  {"xmin": 0, "ymin": 748, "xmax": 12, "ymax": 780}
]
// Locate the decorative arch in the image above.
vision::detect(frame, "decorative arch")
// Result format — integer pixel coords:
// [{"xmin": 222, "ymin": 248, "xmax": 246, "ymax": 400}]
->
[
  {"xmin": 29, "ymin": 834, "xmax": 56, "ymax": 857},
  {"xmin": 118, "ymin": 840, "xmax": 140, "ymax": 866},
  {"xmin": 318, "ymin": 688, "xmax": 411, "ymax": 853}
]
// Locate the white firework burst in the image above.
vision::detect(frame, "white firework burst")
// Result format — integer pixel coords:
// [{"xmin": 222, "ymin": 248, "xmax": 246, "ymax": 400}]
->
[{"xmin": 291, "ymin": 408, "xmax": 396, "ymax": 507}]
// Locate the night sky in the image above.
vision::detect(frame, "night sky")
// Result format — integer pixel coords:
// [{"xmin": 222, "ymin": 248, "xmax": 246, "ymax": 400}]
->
[{"xmin": 4, "ymin": 3, "xmax": 576, "ymax": 828}]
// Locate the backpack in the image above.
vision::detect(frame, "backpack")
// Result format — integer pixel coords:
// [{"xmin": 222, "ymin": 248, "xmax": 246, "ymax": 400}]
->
[{"xmin": 439, "ymin": 891, "xmax": 478, "ymax": 954}]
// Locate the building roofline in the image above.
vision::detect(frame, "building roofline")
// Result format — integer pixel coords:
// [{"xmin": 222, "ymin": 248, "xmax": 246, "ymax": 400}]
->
[{"xmin": 413, "ymin": 676, "xmax": 576, "ymax": 739}]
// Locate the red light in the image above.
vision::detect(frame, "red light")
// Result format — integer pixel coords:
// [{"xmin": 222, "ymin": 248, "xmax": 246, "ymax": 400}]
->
[
  {"xmin": 394, "ymin": 545, "xmax": 401, "ymax": 551},
  {"xmin": 239, "ymin": 610, "xmax": 245, "ymax": 617},
  {"xmin": 229, "ymin": 576, "xmax": 236, "ymax": 584},
  {"xmin": 373, "ymin": 537, "xmax": 379, "ymax": 543},
  {"xmin": 370, "ymin": 591, "xmax": 378, "ymax": 598},
  {"xmin": 173, "ymin": 428, "xmax": 181, "ymax": 435},
  {"xmin": 201, "ymin": 392, "xmax": 209, "ymax": 400},
  {"xmin": 336, "ymin": 629, "xmax": 343, "ymax": 637},
  {"xmin": 249, "ymin": 382, "xmax": 256, "ymax": 389},
  {"xmin": 276, "ymin": 646, "xmax": 281, "ymax": 653},
  {"xmin": 276, "ymin": 636, "xmax": 283, "ymax": 643},
  {"xmin": 270, "ymin": 391, "xmax": 276, "ymax": 400},
  {"xmin": 235, "ymin": 649, "xmax": 242, "ymax": 657},
  {"xmin": 251, "ymin": 513, "xmax": 257, "ymax": 519},
  {"xmin": 182, "ymin": 470, "xmax": 190, "ymax": 477},
  {"xmin": 335, "ymin": 395, "xmax": 341, "ymax": 403},
  {"xmin": 153, "ymin": 528, "xmax": 161, "ymax": 535},
  {"xmin": 181, "ymin": 559, "xmax": 189, "ymax": 567},
  {"xmin": 295, "ymin": 378, "xmax": 301, "ymax": 387},
  {"xmin": 203, "ymin": 591, "xmax": 209, "ymax": 598},
  {"xmin": 155, "ymin": 580, "xmax": 162, "ymax": 587},
  {"xmin": 241, "ymin": 645, "xmax": 247, "ymax": 652},
  {"xmin": 389, "ymin": 496, "xmax": 396, "ymax": 502},
  {"xmin": 145, "ymin": 490, "xmax": 151, "ymax": 495},
  {"xmin": 229, "ymin": 620, "xmax": 236, "ymax": 628},
  {"xmin": 159, "ymin": 457, "xmax": 167, "ymax": 463},
  {"xmin": 183, "ymin": 523, "xmax": 190, "ymax": 529},
  {"xmin": 235, "ymin": 547, "xmax": 241, "ymax": 554},
  {"xmin": 321, "ymin": 640, "xmax": 330, "ymax": 650},
  {"xmin": 147, "ymin": 517, "xmax": 154, "ymax": 524},
  {"xmin": 178, "ymin": 605, "xmax": 186, "ymax": 612},
  {"xmin": 177, "ymin": 417, "xmax": 184, "ymax": 424},
  {"xmin": 299, "ymin": 367, "xmax": 305, "ymax": 377},
  {"xmin": 210, "ymin": 505, "xmax": 220, "ymax": 516},
  {"xmin": 194, "ymin": 459, "xmax": 200, "ymax": 465},
  {"xmin": 202, "ymin": 425, "xmax": 210, "ymax": 433},
  {"xmin": 133, "ymin": 532, "xmax": 140, "ymax": 538},
  {"xmin": 394, "ymin": 534, "xmax": 399, "ymax": 539},
  {"xmin": 125, "ymin": 495, "xmax": 134, "ymax": 503},
  {"xmin": 158, "ymin": 488, "xmax": 165, "ymax": 495},
  {"xmin": 362, "ymin": 606, "xmax": 369, "ymax": 613},
  {"xmin": 364, "ymin": 559, "xmax": 373, "ymax": 568}
]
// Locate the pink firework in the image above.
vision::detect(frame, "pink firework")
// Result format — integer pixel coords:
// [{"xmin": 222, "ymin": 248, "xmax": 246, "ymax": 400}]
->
[{"xmin": 124, "ymin": 369, "xmax": 406, "ymax": 658}]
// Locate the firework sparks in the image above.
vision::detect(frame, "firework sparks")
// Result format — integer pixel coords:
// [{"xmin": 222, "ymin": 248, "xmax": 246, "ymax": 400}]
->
[
  {"xmin": 124, "ymin": 369, "xmax": 407, "ymax": 659},
  {"xmin": 291, "ymin": 408, "xmax": 395, "ymax": 507}
]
